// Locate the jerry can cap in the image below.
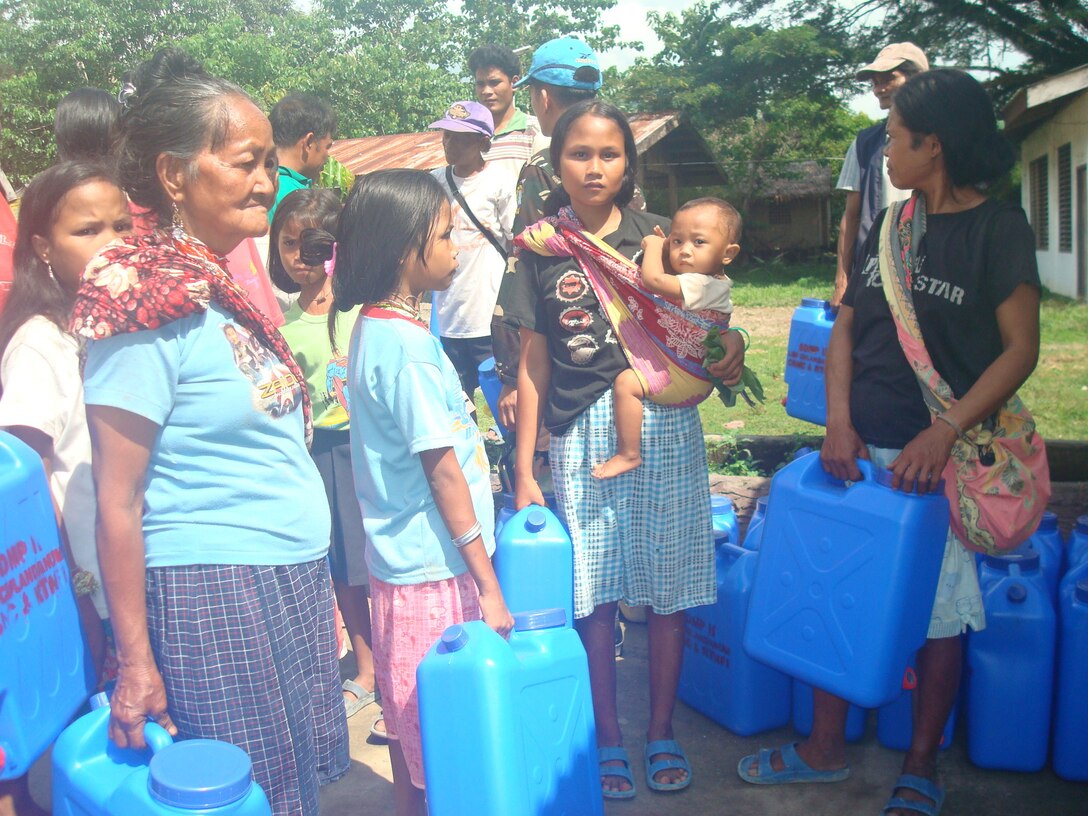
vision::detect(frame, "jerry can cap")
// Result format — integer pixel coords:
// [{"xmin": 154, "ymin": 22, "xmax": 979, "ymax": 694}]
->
[
  {"xmin": 514, "ymin": 608, "xmax": 566, "ymax": 631},
  {"xmin": 149, "ymin": 739, "xmax": 253, "ymax": 809},
  {"xmin": 440, "ymin": 624, "xmax": 469, "ymax": 652},
  {"xmin": 800, "ymin": 297, "xmax": 830, "ymax": 309},
  {"xmin": 1007, "ymin": 583, "xmax": 1028, "ymax": 603},
  {"xmin": 1077, "ymin": 514, "xmax": 1088, "ymax": 535},
  {"xmin": 983, "ymin": 549, "xmax": 1041, "ymax": 573},
  {"xmin": 1037, "ymin": 511, "xmax": 1057, "ymax": 531},
  {"xmin": 525, "ymin": 508, "xmax": 547, "ymax": 532},
  {"xmin": 710, "ymin": 495, "xmax": 733, "ymax": 512}
]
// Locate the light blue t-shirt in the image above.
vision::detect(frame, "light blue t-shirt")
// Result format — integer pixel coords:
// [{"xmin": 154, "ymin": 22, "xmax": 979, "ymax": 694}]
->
[
  {"xmin": 83, "ymin": 303, "xmax": 331, "ymax": 568},
  {"xmin": 349, "ymin": 312, "xmax": 494, "ymax": 585}
]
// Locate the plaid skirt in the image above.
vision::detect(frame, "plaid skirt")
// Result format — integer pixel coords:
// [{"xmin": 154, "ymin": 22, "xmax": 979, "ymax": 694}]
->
[
  {"xmin": 550, "ymin": 389, "xmax": 716, "ymax": 618},
  {"xmin": 146, "ymin": 559, "xmax": 350, "ymax": 816}
]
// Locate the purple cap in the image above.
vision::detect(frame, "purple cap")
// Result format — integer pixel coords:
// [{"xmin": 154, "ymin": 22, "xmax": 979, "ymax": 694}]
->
[{"xmin": 428, "ymin": 101, "xmax": 494, "ymax": 137}]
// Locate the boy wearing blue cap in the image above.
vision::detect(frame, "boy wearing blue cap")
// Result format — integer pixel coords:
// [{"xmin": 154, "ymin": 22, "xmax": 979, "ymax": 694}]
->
[{"xmin": 429, "ymin": 101, "xmax": 517, "ymax": 401}]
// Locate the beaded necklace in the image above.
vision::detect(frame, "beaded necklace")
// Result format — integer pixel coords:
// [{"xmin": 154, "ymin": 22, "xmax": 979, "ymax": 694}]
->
[{"xmin": 373, "ymin": 292, "xmax": 423, "ymax": 323}]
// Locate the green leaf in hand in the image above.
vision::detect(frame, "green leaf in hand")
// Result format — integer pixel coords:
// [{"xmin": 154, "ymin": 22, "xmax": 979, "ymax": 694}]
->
[{"xmin": 702, "ymin": 327, "xmax": 765, "ymax": 409}]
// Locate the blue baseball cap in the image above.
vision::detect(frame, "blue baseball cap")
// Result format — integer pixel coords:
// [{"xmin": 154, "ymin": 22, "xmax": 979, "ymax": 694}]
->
[
  {"xmin": 514, "ymin": 37, "xmax": 602, "ymax": 91},
  {"xmin": 428, "ymin": 100, "xmax": 495, "ymax": 136}
]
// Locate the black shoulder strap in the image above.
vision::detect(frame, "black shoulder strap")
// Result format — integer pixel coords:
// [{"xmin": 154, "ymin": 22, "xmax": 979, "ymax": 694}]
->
[{"xmin": 445, "ymin": 165, "xmax": 509, "ymax": 261}]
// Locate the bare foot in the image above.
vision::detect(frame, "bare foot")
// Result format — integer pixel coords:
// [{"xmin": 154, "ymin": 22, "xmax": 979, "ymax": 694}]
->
[{"xmin": 592, "ymin": 453, "xmax": 642, "ymax": 479}]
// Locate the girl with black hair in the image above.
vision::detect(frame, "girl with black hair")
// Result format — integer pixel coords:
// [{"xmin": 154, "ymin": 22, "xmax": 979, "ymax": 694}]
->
[
  {"xmin": 304, "ymin": 168, "xmax": 512, "ymax": 816},
  {"xmin": 0, "ymin": 160, "xmax": 129, "ymax": 816},
  {"xmin": 740, "ymin": 69, "xmax": 1041, "ymax": 816},
  {"xmin": 0, "ymin": 161, "xmax": 131, "ymax": 657},
  {"xmin": 271, "ymin": 188, "xmax": 381, "ymax": 727},
  {"xmin": 53, "ymin": 87, "xmax": 121, "ymax": 163},
  {"xmin": 501, "ymin": 100, "xmax": 747, "ymax": 800}
]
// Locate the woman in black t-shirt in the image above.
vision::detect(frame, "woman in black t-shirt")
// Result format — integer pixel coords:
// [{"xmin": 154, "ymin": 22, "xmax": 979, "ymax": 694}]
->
[
  {"xmin": 502, "ymin": 100, "xmax": 745, "ymax": 799},
  {"xmin": 739, "ymin": 70, "xmax": 1041, "ymax": 815}
]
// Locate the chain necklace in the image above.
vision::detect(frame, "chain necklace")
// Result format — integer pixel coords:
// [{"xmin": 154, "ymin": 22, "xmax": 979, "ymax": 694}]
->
[{"xmin": 373, "ymin": 292, "xmax": 423, "ymax": 323}]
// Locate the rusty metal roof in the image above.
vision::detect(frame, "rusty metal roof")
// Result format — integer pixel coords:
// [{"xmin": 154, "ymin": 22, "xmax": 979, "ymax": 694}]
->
[{"xmin": 329, "ymin": 111, "xmax": 726, "ymax": 186}]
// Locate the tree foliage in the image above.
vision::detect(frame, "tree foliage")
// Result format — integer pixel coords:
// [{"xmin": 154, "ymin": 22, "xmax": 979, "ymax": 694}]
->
[
  {"xmin": 609, "ymin": 2, "xmax": 872, "ymax": 208},
  {"xmin": 0, "ymin": 0, "xmax": 617, "ymax": 184},
  {"xmin": 738, "ymin": 0, "xmax": 1088, "ymax": 99}
]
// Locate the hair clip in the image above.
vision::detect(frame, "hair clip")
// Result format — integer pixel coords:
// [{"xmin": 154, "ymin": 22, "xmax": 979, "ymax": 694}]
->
[
  {"xmin": 117, "ymin": 81, "xmax": 137, "ymax": 110},
  {"xmin": 324, "ymin": 242, "xmax": 337, "ymax": 278}
]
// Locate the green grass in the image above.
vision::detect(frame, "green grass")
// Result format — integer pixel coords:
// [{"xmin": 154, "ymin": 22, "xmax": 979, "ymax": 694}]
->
[
  {"xmin": 702, "ymin": 259, "xmax": 1088, "ymax": 441},
  {"xmin": 478, "ymin": 259, "xmax": 1088, "ymax": 443},
  {"xmin": 728, "ymin": 255, "xmax": 839, "ymax": 307}
]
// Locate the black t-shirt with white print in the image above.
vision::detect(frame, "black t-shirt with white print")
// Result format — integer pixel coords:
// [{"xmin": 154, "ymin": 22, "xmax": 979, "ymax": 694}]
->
[
  {"xmin": 499, "ymin": 208, "xmax": 671, "ymax": 436},
  {"xmin": 842, "ymin": 199, "xmax": 1040, "ymax": 450}
]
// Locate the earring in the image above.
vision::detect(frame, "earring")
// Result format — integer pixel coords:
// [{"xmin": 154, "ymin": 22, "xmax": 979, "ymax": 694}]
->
[{"xmin": 171, "ymin": 203, "xmax": 186, "ymax": 237}]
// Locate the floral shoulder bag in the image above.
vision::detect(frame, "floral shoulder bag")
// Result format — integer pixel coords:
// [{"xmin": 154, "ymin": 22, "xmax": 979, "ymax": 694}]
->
[{"xmin": 876, "ymin": 194, "xmax": 1050, "ymax": 556}]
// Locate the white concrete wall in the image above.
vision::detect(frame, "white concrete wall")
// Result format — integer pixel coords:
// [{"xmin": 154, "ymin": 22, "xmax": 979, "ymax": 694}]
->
[{"xmin": 1020, "ymin": 92, "xmax": 1088, "ymax": 300}]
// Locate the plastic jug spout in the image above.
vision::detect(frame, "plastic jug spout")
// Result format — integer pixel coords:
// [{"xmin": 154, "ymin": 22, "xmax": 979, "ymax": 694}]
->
[
  {"xmin": 439, "ymin": 624, "xmax": 470, "ymax": 652},
  {"xmin": 525, "ymin": 508, "xmax": 547, "ymax": 533}
]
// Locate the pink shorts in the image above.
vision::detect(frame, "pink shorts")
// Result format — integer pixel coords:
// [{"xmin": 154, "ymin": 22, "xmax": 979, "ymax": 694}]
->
[{"xmin": 369, "ymin": 573, "xmax": 481, "ymax": 788}]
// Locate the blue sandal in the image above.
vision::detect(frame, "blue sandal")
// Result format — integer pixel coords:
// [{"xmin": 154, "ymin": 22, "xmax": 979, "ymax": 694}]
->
[
  {"xmin": 737, "ymin": 742, "xmax": 850, "ymax": 785},
  {"xmin": 598, "ymin": 746, "xmax": 636, "ymax": 800},
  {"xmin": 880, "ymin": 774, "xmax": 945, "ymax": 816},
  {"xmin": 644, "ymin": 739, "xmax": 692, "ymax": 792}
]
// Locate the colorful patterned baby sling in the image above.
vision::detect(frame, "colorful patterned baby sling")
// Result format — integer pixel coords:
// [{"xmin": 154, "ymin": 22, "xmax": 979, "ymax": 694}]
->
[
  {"xmin": 877, "ymin": 194, "xmax": 1050, "ymax": 555},
  {"xmin": 515, "ymin": 208, "xmax": 728, "ymax": 407}
]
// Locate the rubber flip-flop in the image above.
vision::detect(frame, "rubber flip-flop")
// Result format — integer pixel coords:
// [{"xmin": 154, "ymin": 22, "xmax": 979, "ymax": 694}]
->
[
  {"xmin": 880, "ymin": 773, "xmax": 945, "ymax": 815},
  {"xmin": 737, "ymin": 742, "xmax": 850, "ymax": 785},
  {"xmin": 368, "ymin": 713, "xmax": 387, "ymax": 742},
  {"xmin": 342, "ymin": 679, "xmax": 376, "ymax": 719},
  {"xmin": 644, "ymin": 739, "xmax": 692, "ymax": 793}
]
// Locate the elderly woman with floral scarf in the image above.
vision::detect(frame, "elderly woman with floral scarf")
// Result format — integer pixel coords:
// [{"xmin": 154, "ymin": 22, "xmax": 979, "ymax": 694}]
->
[{"xmin": 71, "ymin": 49, "xmax": 348, "ymax": 816}]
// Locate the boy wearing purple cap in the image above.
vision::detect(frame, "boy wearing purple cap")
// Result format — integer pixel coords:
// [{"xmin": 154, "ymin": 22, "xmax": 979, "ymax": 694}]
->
[{"xmin": 429, "ymin": 101, "xmax": 517, "ymax": 401}]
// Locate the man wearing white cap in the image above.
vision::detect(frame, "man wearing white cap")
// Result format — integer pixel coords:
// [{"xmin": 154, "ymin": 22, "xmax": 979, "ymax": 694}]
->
[{"xmin": 832, "ymin": 43, "xmax": 929, "ymax": 307}]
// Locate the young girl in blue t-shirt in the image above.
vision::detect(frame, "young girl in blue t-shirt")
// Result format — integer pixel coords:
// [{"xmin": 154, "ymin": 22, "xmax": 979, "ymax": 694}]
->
[
  {"xmin": 268, "ymin": 189, "xmax": 382, "ymax": 727},
  {"xmin": 302, "ymin": 169, "xmax": 513, "ymax": 816}
]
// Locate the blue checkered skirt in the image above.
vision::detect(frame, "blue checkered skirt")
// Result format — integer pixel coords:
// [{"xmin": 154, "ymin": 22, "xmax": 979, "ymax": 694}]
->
[
  {"xmin": 550, "ymin": 389, "xmax": 716, "ymax": 619},
  {"xmin": 146, "ymin": 559, "xmax": 349, "ymax": 816}
]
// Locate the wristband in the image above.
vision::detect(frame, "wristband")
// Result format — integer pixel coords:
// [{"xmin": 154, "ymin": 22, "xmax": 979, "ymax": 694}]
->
[
  {"xmin": 451, "ymin": 521, "xmax": 482, "ymax": 549},
  {"xmin": 728, "ymin": 326, "xmax": 751, "ymax": 350},
  {"xmin": 936, "ymin": 412, "xmax": 964, "ymax": 438}
]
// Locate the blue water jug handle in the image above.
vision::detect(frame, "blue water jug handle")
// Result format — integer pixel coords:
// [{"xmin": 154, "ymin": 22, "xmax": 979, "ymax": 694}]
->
[
  {"xmin": 144, "ymin": 722, "xmax": 175, "ymax": 754},
  {"xmin": 809, "ymin": 457, "xmax": 878, "ymax": 490}
]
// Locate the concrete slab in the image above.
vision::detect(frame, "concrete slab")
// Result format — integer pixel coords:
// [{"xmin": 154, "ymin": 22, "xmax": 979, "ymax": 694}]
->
[
  {"xmin": 28, "ymin": 621, "xmax": 1085, "ymax": 814},
  {"xmin": 318, "ymin": 619, "xmax": 1087, "ymax": 816}
]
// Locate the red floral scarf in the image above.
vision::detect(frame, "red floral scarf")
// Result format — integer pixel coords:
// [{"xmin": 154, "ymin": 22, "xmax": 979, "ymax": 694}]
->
[{"xmin": 70, "ymin": 229, "xmax": 312, "ymax": 444}]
